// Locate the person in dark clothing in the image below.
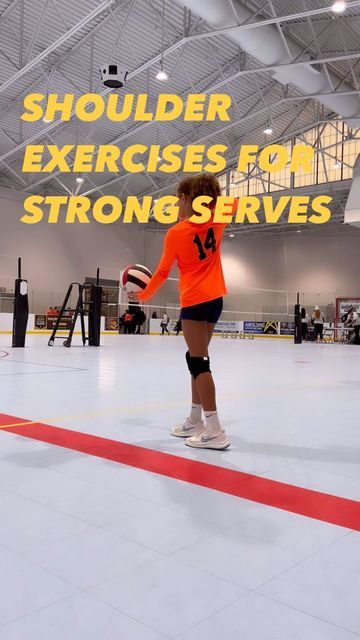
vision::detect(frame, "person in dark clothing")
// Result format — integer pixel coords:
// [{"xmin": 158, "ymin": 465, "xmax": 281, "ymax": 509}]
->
[
  {"xmin": 174, "ymin": 317, "xmax": 182, "ymax": 336},
  {"xmin": 301, "ymin": 307, "xmax": 310, "ymax": 341},
  {"xmin": 123, "ymin": 309, "xmax": 134, "ymax": 334},
  {"xmin": 135, "ymin": 307, "xmax": 147, "ymax": 334},
  {"xmin": 312, "ymin": 305, "xmax": 325, "ymax": 342}
]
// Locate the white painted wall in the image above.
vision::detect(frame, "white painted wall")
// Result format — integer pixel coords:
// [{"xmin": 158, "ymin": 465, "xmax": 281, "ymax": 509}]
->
[
  {"xmin": 140, "ymin": 228, "xmax": 360, "ymax": 319},
  {"xmin": 282, "ymin": 235, "xmax": 360, "ymax": 295},
  {"xmin": 143, "ymin": 229, "xmax": 360, "ymax": 296}
]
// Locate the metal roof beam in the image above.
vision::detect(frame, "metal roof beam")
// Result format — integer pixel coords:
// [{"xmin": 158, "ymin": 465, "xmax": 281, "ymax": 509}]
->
[
  {"xmin": 0, "ymin": 0, "xmax": 115, "ymax": 95},
  {"xmin": 80, "ymin": 106, "xmax": 350, "ymax": 197},
  {"xmin": 3, "ymin": 48, "xmax": 360, "ymax": 170},
  {"xmin": 0, "ymin": 0, "xmax": 21, "ymax": 25},
  {"xmin": 185, "ymin": 1, "xmax": 360, "ymax": 44}
]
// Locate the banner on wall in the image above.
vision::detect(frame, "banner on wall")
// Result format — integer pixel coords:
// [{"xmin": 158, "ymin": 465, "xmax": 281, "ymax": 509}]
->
[
  {"xmin": 34, "ymin": 314, "xmax": 74, "ymax": 330},
  {"xmin": 214, "ymin": 320, "xmax": 241, "ymax": 333},
  {"xmin": 104, "ymin": 317, "xmax": 119, "ymax": 331},
  {"xmin": 280, "ymin": 321, "xmax": 295, "ymax": 335},
  {"xmin": 336, "ymin": 298, "xmax": 360, "ymax": 321},
  {"xmin": 243, "ymin": 321, "xmax": 279, "ymax": 334},
  {"xmin": 46, "ymin": 316, "xmax": 73, "ymax": 330},
  {"xmin": 34, "ymin": 314, "xmax": 46, "ymax": 329}
]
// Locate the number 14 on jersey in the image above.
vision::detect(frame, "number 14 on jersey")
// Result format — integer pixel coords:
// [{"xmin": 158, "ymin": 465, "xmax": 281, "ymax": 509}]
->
[{"xmin": 193, "ymin": 228, "xmax": 217, "ymax": 261}]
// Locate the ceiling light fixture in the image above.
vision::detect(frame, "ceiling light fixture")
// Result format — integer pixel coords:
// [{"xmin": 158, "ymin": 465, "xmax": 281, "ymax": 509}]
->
[
  {"xmin": 333, "ymin": 160, "xmax": 342, "ymax": 169},
  {"xmin": 156, "ymin": 0, "xmax": 168, "ymax": 81},
  {"xmin": 263, "ymin": 125, "xmax": 273, "ymax": 135},
  {"xmin": 156, "ymin": 61, "xmax": 168, "ymax": 81},
  {"xmin": 76, "ymin": 177, "xmax": 84, "ymax": 184},
  {"xmin": 331, "ymin": 0, "xmax": 347, "ymax": 13}
]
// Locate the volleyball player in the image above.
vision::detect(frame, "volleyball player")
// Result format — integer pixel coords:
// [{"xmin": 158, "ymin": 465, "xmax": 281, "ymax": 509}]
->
[{"xmin": 130, "ymin": 174, "xmax": 231, "ymax": 450}]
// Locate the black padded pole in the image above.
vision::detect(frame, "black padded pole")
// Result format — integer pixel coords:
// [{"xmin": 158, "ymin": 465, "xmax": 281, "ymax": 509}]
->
[
  {"xmin": 88, "ymin": 284, "xmax": 102, "ymax": 346},
  {"xmin": 12, "ymin": 276, "xmax": 29, "ymax": 347},
  {"xmin": 294, "ymin": 291, "xmax": 302, "ymax": 344}
]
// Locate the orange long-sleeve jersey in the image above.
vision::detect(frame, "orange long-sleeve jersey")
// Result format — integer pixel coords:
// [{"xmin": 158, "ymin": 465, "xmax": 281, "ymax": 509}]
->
[{"xmin": 138, "ymin": 218, "xmax": 227, "ymax": 308}]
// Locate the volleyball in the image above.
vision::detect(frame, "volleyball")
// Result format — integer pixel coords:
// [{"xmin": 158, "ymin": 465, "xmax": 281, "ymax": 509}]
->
[{"xmin": 120, "ymin": 264, "xmax": 152, "ymax": 293}]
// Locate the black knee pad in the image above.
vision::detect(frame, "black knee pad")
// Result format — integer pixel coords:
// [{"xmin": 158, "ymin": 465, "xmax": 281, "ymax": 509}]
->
[
  {"xmin": 185, "ymin": 350, "xmax": 192, "ymax": 374},
  {"xmin": 189, "ymin": 356, "xmax": 211, "ymax": 379}
]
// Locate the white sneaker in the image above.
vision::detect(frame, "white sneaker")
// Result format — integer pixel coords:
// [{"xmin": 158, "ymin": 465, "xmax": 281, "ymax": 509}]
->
[
  {"xmin": 171, "ymin": 418, "xmax": 205, "ymax": 438},
  {"xmin": 185, "ymin": 430, "xmax": 230, "ymax": 450}
]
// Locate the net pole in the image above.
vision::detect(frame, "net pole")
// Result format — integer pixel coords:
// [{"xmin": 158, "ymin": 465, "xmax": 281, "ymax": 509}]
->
[
  {"xmin": 294, "ymin": 291, "xmax": 302, "ymax": 344},
  {"xmin": 12, "ymin": 256, "xmax": 29, "ymax": 348}
]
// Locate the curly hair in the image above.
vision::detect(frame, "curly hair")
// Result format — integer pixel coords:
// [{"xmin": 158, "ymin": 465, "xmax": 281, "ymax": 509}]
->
[{"xmin": 177, "ymin": 173, "xmax": 221, "ymax": 206}]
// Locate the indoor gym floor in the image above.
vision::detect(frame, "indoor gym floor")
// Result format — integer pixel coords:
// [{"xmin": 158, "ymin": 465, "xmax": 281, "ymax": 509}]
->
[{"xmin": 0, "ymin": 334, "xmax": 359, "ymax": 639}]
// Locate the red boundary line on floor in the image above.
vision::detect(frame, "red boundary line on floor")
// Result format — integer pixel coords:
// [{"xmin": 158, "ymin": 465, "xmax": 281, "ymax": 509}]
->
[{"xmin": 1, "ymin": 412, "xmax": 359, "ymax": 531}]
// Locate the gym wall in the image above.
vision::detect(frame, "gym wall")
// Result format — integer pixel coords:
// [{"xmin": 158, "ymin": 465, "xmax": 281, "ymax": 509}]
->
[{"xmin": 143, "ymin": 227, "xmax": 360, "ymax": 297}]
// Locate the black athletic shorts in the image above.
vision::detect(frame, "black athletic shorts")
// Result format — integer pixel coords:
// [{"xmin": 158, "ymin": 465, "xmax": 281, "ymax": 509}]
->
[{"xmin": 180, "ymin": 297, "xmax": 223, "ymax": 323}]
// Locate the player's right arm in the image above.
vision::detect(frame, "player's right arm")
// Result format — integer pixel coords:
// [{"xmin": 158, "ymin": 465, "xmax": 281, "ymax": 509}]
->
[{"xmin": 138, "ymin": 228, "xmax": 176, "ymax": 302}]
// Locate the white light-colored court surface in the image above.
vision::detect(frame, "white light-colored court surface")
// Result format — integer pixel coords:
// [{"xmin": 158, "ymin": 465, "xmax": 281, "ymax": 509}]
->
[{"xmin": 0, "ymin": 335, "xmax": 360, "ymax": 639}]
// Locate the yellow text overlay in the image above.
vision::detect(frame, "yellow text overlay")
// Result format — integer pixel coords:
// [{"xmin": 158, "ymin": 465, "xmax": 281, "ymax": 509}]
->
[
  {"xmin": 21, "ymin": 194, "xmax": 332, "ymax": 225},
  {"xmin": 22, "ymin": 143, "xmax": 314, "ymax": 175},
  {"xmin": 21, "ymin": 93, "xmax": 233, "ymax": 123}
]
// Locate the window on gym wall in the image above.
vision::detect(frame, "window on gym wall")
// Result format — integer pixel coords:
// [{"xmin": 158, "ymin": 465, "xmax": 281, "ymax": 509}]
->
[
  {"xmin": 229, "ymin": 173, "xmax": 247, "ymax": 198},
  {"xmin": 222, "ymin": 120, "xmax": 360, "ymax": 196},
  {"xmin": 293, "ymin": 127, "xmax": 318, "ymax": 188},
  {"xmin": 267, "ymin": 140, "xmax": 292, "ymax": 192},
  {"xmin": 217, "ymin": 173, "xmax": 227, "ymax": 193},
  {"xmin": 317, "ymin": 122, "xmax": 343, "ymax": 184},
  {"xmin": 342, "ymin": 136, "xmax": 360, "ymax": 180}
]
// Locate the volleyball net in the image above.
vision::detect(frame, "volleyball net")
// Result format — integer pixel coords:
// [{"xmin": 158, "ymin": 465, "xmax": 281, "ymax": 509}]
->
[
  {"xmin": 127, "ymin": 279, "xmax": 294, "ymax": 321},
  {"xmin": 117, "ymin": 278, "xmax": 337, "ymax": 323},
  {"xmin": 1, "ymin": 257, "xmax": 338, "ymax": 329}
]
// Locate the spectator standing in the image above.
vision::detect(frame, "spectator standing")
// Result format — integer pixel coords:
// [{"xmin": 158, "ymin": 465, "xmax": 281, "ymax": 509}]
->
[
  {"xmin": 123, "ymin": 309, "xmax": 134, "ymax": 334},
  {"xmin": 312, "ymin": 305, "xmax": 325, "ymax": 342},
  {"xmin": 160, "ymin": 312, "xmax": 170, "ymax": 335},
  {"xmin": 135, "ymin": 307, "xmax": 147, "ymax": 334},
  {"xmin": 301, "ymin": 307, "xmax": 310, "ymax": 341},
  {"xmin": 174, "ymin": 317, "xmax": 182, "ymax": 336}
]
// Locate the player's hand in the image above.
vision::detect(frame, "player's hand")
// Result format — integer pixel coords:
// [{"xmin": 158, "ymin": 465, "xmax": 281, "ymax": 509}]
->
[{"xmin": 127, "ymin": 291, "xmax": 139, "ymax": 302}]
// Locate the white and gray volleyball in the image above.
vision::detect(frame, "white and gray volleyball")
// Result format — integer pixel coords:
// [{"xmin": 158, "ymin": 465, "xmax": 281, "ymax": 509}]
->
[{"xmin": 120, "ymin": 264, "xmax": 152, "ymax": 293}]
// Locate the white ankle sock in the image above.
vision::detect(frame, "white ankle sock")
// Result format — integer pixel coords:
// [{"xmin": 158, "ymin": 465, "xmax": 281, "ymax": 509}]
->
[
  {"xmin": 189, "ymin": 403, "xmax": 202, "ymax": 423},
  {"xmin": 205, "ymin": 411, "xmax": 222, "ymax": 435}
]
